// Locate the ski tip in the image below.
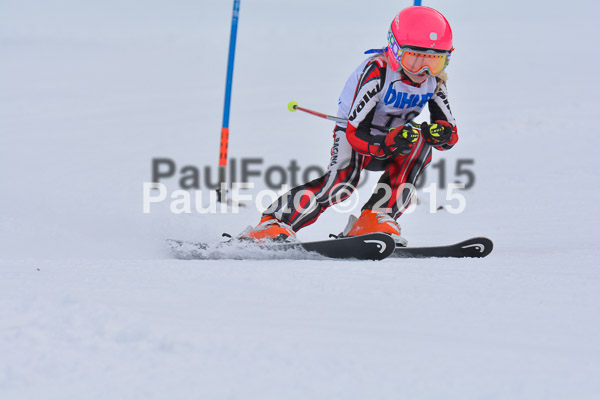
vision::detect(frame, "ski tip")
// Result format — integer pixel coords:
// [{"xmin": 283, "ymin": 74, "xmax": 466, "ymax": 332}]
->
[
  {"xmin": 458, "ymin": 237, "xmax": 494, "ymax": 258},
  {"xmin": 288, "ymin": 100, "xmax": 298, "ymax": 112}
]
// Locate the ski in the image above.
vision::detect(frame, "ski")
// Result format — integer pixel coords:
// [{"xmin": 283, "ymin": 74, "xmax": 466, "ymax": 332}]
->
[
  {"xmin": 167, "ymin": 233, "xmax": 397, "ymax": 261},
  {"xmin": 390, "ymin": 237, "xmax": 493, "ymax": 258}
]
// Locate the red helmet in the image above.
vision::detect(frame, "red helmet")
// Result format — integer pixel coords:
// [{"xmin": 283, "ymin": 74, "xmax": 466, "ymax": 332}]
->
[{"xmin": 387, "ymin": 6, "xmax": 453, "ymax": 72}]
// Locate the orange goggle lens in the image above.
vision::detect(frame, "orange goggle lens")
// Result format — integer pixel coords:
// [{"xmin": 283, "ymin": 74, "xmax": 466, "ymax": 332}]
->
[{"xmin": 400, "ymin": 50, "xmax": 449, "ymax": 76}]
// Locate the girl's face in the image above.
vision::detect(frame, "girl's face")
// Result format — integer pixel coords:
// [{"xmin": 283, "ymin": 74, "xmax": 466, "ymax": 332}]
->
[{"xmin": 404, "ymin": 70, "xmax": 429, "ymax": 84}]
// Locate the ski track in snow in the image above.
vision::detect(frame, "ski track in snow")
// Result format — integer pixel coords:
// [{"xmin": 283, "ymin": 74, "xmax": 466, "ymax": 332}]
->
[{"xmin": 2, "ymin": 0, "xmax": 600, "ymax": 398}]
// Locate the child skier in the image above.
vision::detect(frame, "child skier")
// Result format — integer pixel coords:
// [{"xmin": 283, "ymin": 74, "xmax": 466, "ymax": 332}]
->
[{"xmin": 240, "ymin": 6, "xmax": 458, "ymax": 243}]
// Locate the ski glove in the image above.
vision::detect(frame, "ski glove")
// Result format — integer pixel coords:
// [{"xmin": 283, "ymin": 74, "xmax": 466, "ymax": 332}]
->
[
  {"xmin": 381, "ymin": 124, "xmax": 420, "ymax": 157},
  {"xmin": 420, "ymin": 120, "xmax": 454, "ymax": 145}
]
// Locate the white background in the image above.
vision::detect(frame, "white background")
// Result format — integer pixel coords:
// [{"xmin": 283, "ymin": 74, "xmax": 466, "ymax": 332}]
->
[{"xmin": 1, "ymin": 0, "xmax": 599, "ymax": 398}]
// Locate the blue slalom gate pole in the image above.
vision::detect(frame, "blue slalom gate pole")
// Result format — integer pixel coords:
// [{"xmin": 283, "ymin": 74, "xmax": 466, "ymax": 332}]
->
[
  {"xmin": 414, "ymin": 0, "xmax": 422, "ymax": 5},
  {"xmin": 218, "ymin": 0, "xmax": 240, "ymax": 201}
]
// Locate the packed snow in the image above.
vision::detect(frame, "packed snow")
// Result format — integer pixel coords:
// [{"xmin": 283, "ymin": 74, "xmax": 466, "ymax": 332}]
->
[{"xmin": 1, "ymin": 0, "xmax": 599, "ymax": 398}]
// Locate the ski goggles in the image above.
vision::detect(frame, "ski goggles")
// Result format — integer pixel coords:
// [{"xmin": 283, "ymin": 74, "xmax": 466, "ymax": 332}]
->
[{"xmin": 387, "ymin": 29, "xmax": 452, "ymax": 76}]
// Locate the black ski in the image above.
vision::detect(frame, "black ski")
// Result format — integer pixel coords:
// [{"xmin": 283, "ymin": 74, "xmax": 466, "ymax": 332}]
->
[
  {"xmin": 167, "ymin": 233, "xmax": 397, "ymax": 261},
  {"xmin": 390, "ymin": 237, "xmax": 493, "ymax": 258}
]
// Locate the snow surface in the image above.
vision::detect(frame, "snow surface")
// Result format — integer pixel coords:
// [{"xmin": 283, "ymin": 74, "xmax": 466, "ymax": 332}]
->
[{"xmin": 1, "ymin": 0, "xmax": 600, "ymax": 398}]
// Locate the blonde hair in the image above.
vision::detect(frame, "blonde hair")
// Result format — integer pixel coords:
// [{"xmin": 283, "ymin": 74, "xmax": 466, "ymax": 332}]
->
[{"xmin": 436, "ymin": 71, "xmax": 448, "ymax": 92}]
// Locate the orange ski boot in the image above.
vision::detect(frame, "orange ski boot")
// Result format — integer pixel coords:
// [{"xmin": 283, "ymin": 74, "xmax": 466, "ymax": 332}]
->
[
  {"xmin": 238, "ymin": 215, "xmax": 297, "ymax": 242},
  {"xmin": 345, "ymin": 209, "xmax": 406, "ymax": 245}
]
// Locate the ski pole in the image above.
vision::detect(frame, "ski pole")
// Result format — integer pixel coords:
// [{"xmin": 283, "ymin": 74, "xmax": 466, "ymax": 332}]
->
[
  {"xmin": 287, "ymin": 101, "xmax": 389, "ymax": 133},
  {"xmin": 217, "ymin": 0, "xmax": 241, "ymax": 203}
]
